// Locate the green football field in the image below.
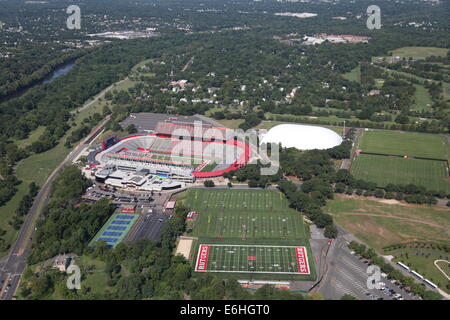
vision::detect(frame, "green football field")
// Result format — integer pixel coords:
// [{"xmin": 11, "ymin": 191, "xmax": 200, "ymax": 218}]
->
[
  {"xmin": 185, "ymin": 189, "xmax": 315, "ymax": 280},
  {"xmin": 185, "ymin": 189, "xmax": 307, "ymax": 240},
  {"xmin": 351, "ymin": 154, "xmax": 450, "ymax": 192},
  {"xmin": 358, "ymin": 130, "xmax": 448, "ymax": 160}
]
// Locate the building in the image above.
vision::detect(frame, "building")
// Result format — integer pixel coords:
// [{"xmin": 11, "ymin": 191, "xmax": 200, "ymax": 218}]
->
[{"xmin": 259, "ymin": 124, "xmax": 343, "ymax": 150}]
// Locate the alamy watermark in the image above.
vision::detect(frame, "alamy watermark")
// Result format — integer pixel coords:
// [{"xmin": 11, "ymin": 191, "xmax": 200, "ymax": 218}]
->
[
  {"xmin": 367, "ymin": 265, "xmax": 382, "ymax": 289},
  {"xmin": 66, "ymin": 5, "xmax": 81, "ymax": 30},
  {"xmin": 367, "ymin": 5, "xmax": 381, "ymax": 30},
  {"xmin": 66, "ymin": 263, "xmax": 81, "ymax": 290}
]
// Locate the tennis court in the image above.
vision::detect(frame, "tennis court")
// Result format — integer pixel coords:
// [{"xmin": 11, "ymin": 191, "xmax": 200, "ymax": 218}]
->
[{"xmin": 89, "ymin": 213, "xmax": 139, "ymax": 248}]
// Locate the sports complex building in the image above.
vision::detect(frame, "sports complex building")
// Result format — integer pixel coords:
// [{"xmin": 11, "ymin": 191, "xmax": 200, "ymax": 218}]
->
[{"xmin": 92, "ymin": 113, "xmax": 252, "ymax": 190}]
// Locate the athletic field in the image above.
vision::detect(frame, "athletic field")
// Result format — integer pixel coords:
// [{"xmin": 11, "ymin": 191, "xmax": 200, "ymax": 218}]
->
[
  {"xmin": 185, "ymin": 189, "xmax": 307, "ymax": 240},
  {"xmin": 194, "ymin": 244, "xmax": 310, "ymax": 275},
  {"xmin": 351, "ymin": 154, "xmax": 449, "ymax": 192},
  {"xmin": 358, "ymin": 130, "xmax": 448, "ymax": 160},
  {"xmin": 185, "ymin": 189, "xmax": 315, "ymax": 280}
]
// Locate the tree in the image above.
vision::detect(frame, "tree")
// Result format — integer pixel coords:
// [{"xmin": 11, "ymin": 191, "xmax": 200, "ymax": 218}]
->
[
  {"xmin": 126, "ymin": 124, "xmax": 137, "ymax": 134},
  {"xmin": 324, "ymin": 224, "xmax": 338, "ymax": 239},
  {"xmin": 204, "ymin": 180, "xmax": 215, "ymax": 187}
]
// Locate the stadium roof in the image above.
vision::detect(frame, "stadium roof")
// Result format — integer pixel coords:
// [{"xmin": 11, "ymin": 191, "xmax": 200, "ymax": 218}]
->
[{"xmin": 260, "ymin": 124, "xmax": 343, "ymax": 150}]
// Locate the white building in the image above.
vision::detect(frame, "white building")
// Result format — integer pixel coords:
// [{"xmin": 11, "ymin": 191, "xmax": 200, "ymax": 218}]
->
[{"xmin": 260, "ymin": 124, "xmax": 343, "ymax": 150}]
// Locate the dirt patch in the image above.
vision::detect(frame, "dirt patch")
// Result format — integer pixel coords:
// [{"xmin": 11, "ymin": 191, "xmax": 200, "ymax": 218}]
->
[
  {"xmin": 338, "ymin": 212, "xmax": 449, "ymax": 231},
  {"xmin": 379, "ymin": 199, "xmax": 400, "ymax": 205},
  {"xmin": 175, "ymin": 238, "xmax": 193, "ymax": 260},
  {"xmin": 337, "ymin": 194, "xmax": 448, "ymax": 211}
]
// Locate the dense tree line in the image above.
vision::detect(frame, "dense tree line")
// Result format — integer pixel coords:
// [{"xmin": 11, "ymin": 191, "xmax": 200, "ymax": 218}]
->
[{"xmin": 27, "ymin": 166, "xmax": 114, "ymax": 264}]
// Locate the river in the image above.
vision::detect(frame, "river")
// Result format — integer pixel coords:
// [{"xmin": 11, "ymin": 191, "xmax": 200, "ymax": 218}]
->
[{"xmin": 0, "ymin": 62, "xmax": 75, "ymax": 103}]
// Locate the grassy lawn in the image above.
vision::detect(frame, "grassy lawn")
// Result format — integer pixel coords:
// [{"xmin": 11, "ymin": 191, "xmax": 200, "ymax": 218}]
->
[
  {"xmin": 325, "ymin": 196, "xmax": 450, "ymax": 251},
  {"xmin": 358, "ymin": 130, "xmax": 448, "ymax": 159},
  {"xmin": 389, "ymin": 47, "xmax": 449, "ymax": 59},
  {"xmin": 342, "ymin": 65, "xmax": 361, "ymax": 83},
  {"xmin": 382, "ymin": 242, "xmax": 450, "ymax": 293},
  {"xmin": 75, "ymin": 255, "xmax": 113, "ymax": 295},
  {"xmin": 14, "ymin": 126, "xmax": 46, "ymax": 149},
  {"xmin": 351, "ymin": 154, "xmax": 449, "ymax": 192},
  {"xmin": 216, "ymin": 119, "xmax": 245, "ymax": 129},
  {"xmin": 387, "ymin": 247, "xmax": 450, "ymax": 293},
  {"xmin": 412, "ymin": 84, "xmax": 433, "ymax": 111}
]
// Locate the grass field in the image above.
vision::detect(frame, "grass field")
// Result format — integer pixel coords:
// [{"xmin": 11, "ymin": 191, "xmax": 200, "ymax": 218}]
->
[
  {"xmin": 412, "ymin": 84, "xmax": 434, "ymax": 111},
  {"xmin": 216, "ymin": 119, "xmax": 245, "ymax": 129},
  {"xmin": 389, "ymin": 47, "xmax": 449, "ymax": 59},
  {"xmin": 351, "ymin": 154, "xmax": 449, "ymax": 192},
  {"xmin": 325, "ymin": 196, "xmax": 450, "ymax": 251},
  {"xmin": 342, "ymin": 65, "xmax": 361, "ymax": 83},
  {"xmin": 185, "ymin": 189, "xmax": 307, "ymax": 240},
  {"xmin": 13, "ymin": 126, "xmax": 46, "ymax": 149},
  {"xmin": 358, "ymin": 130, "xmax": 448, "ymax": 159},
  {"xmin": 184, "ymin": 188, "xmax": 315, "ymax": 280}
]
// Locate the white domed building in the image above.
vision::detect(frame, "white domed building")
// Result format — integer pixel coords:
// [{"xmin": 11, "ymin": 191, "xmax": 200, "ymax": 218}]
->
[{"xmin": 260, "ymin": 124, "xmax": 343, "ymax": 150}]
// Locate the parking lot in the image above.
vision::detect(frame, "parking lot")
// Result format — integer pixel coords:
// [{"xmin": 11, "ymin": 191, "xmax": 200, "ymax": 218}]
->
[
  {"xmin": 83, "ymin": 185, "xmax": 155, "ymax": 204},
  {"xmin": 320, "ymin": 238, "xmax": 420, "ymax": 300},
  {"xmin": 126, "ymin": 213, "xmax": 172, "ymax": 242}
]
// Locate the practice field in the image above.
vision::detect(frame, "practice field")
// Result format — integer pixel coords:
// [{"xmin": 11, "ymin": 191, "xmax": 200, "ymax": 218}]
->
[
  {"xmin": 358, "ymin": 130, "xmax": 448, "ymax": 160},
  {"xmin": 195, "ymin": 244, "xmax": 310, "ymax": 275},
  {"xmin": 185, "ymin": 189, "xmax": 307, "ymax": 240},
  {"xmin": 89, "ymin": 213, "xmax": 139, "ymax": 248},
  {"xmin": 351, "ymin": 154, "xmax": 449, "ymax": 192}
]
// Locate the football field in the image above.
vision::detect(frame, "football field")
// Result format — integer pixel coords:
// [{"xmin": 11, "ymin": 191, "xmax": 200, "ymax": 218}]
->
[
  {"xmin": 186, "ymin": 189, "xmax": 307, "ymax": 239},
  {"xmin": 185, "ymin": 189, "xmax": 315, "ymax": 280},
  {"xmin": 195, "ymin": 244, "xmax": 310, "ymax": 275}
]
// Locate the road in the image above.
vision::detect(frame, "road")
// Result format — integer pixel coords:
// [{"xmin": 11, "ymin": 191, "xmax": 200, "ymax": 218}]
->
[{"xmin": 0, "ymin": 116, "xmax": 110, "ymax": 300}]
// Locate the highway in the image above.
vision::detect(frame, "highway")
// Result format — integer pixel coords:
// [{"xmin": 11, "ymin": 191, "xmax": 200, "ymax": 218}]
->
[{"xmin": 0, "ymin": 116, "xmax": 110, "ymax": 300}]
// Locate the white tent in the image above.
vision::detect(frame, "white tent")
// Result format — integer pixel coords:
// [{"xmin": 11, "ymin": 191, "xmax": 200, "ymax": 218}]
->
[{"xmin": 260, "ymin": 124, "xmax": 343, "ymax": 150}]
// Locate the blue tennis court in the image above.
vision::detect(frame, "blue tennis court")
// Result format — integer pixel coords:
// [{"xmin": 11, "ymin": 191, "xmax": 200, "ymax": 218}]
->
[
  {"xmin": 99, "ymin": 237, "xmax": 119, "ymax": 243},
  {"xmin": 116, "ymin": 215, "xmax": 134, "ymax": 220},
  {"xmin": 102, "ymin": 231, "xmax": 123, "ymax": 237},
  {"xmin": 111, "ymin": 220, "xmax": 131, "ymax": 225},
  {"xmin": 107, "ymin": 226, "xmax": 127, "ymax": 231},
  {"xmin": 90, "ymin": 213, "xmax": 139, "ymax": 249}
]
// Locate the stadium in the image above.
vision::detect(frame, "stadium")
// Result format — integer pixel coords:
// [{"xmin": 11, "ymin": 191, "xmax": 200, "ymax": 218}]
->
[{"xmin": 93, "ymin": 114, "xmax": 252, "ymax": 190}]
